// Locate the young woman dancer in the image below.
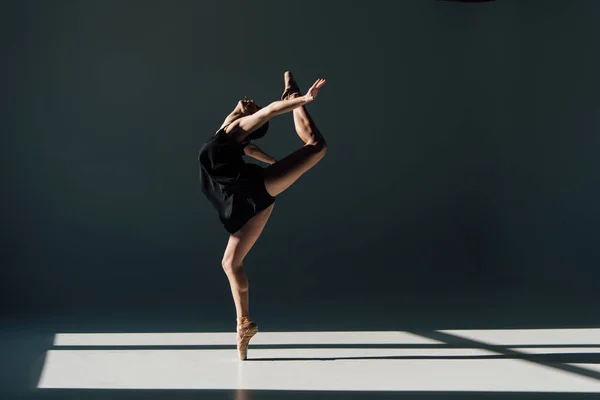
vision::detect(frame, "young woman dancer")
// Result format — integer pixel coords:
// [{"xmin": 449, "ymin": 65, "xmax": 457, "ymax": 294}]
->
[{"xmin": 198, "ymin": 72, "xmax": 327, "ymax": 360}]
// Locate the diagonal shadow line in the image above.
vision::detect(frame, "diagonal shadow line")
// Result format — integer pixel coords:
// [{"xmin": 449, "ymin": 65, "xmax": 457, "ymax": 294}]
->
[
  {"xmin": 406, "ymin": 330, "xmax": 600, "ymax": 382},
  {"xmin": 248, "ymin": 356, "xmax": 501, "ymax": 362}
]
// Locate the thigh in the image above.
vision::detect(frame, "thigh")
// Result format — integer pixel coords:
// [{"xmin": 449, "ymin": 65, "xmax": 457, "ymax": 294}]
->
[
  {"xmin": 263, "ymin": 142, "xmax": 326, "ymax": 197},
  {"xmin": 223, "ymin": 203, "xmax": 275, "ymax": 266}
]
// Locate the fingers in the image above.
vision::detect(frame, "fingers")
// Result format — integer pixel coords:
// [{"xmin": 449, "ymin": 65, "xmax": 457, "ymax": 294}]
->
[
  {"xmin": 306, "ymin": 79, "xmax": 326, "ymax": 98},
  {"xmin": 311, "ymin": 79, "xmax": 326, "ymax": 89},
  {"xmin": 304, "ymin": 78, "xmax": 326, "ymax": 101}
]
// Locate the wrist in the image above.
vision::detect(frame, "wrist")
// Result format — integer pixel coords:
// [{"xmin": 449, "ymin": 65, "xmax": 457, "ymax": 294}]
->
[{"xmin": 303, "ymin": 94, "xmax": 313, "ymax": 103}]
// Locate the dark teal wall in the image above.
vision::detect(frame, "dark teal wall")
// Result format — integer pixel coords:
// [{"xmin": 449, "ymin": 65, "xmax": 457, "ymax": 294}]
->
[{"xmin": 3, "ymin": 0, "xmax": 599, "ymax": 315}]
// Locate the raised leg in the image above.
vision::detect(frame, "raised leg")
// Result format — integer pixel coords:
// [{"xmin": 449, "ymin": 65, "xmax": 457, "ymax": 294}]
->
[
  {"xmin": 263, "ymin": 140, "xmax": 327, "ymax": 197},
  {"xmin": 263, "ymin": 72, "xmax": 327, "ymax": 197},
  {"xmin": 282, "ymin": 71, "xmax": 323, "ymax": 145}
]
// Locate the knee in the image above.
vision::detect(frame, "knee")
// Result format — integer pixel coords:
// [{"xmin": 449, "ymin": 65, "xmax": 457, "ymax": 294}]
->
[
  {"xmin": 221, "ymin": 257, "xmax": 242, "ymax": 275},
  {"xmin": 307, "ymin": 135, "xmax": 327, "ymax": 156},
  {"xmin": 222, "ymin": 259, "xmax": 249, "ymax": 289}
]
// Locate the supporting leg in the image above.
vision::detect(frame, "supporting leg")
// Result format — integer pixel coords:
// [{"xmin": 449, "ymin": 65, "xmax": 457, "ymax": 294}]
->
[{"xmin": 221, "ymin": 203, "xmax": 274, "ymax": 359}]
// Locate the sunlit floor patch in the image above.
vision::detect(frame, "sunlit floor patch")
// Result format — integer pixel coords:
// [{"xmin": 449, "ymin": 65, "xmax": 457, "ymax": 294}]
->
[
  {"xmin": 38, "ymin": 330, "xmax": 600, "ymax": 392},
  {"xmin": 54, "ymin": 331, "xmax": 439, "ymax": 346},
  {"xmin": 440, "ymin": 328, "xmax": 600, "ymax": 346},
  {"xmin": 510, "ymin": 347, "xmax": 600, "ymax": 354}
]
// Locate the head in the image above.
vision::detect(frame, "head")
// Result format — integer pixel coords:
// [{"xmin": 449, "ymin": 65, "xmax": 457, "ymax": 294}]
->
[
  {"xmin": 233, "ymin": 96, "xmax": 269, "ymax": 140},
  {"xmin": 237, "ymin": 96, "xmax": 261, "ymax": 115}
]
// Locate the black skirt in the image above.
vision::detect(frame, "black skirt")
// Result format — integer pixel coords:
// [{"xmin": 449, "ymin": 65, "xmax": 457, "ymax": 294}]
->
[{"xmin": 198, "ymin": 127, "xmax": 275, "ymax": 234}]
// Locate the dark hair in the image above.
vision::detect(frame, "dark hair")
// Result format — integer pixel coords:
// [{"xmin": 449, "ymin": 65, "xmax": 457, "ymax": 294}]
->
[{"xmin": 247, "ymin": 121, "xmax": 269, "ymax": 141}]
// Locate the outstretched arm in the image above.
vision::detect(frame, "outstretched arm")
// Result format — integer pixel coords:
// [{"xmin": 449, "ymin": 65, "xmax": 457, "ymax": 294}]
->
[
  {"xmin": 243, "ymin": 143, "xmax": 277, "ymax": 165},
  {"xmin": 231, "ymin": 79, "xmax": 326, "ymax": 139},
  {"xmin": 235, "ymin": 95, "xmax": 310, "ymax": 135}
]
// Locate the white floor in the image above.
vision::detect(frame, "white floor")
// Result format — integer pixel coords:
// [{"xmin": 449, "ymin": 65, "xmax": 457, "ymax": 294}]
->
[{"xmin": 38, "ymin": 329, "xmax": 600, "ymax": 392}]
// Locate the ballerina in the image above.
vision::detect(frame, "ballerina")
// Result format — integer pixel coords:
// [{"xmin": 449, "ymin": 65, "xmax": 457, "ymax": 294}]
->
[{"xmin": 198, "ymin": 72, "xmax": 327, "ymax": 360}]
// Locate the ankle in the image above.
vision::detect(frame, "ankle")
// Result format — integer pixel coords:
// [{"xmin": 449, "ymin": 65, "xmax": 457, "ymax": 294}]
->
[{"xmin": 283, "ymin": 91, "xmax": 301, "ymax": 101}]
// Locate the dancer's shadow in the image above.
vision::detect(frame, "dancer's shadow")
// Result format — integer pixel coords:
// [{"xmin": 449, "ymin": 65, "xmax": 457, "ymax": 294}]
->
[
  {"xmin": 247, "ymin": 346, "xmax": 600, "ymax": 380},
  {"xmin": 248, "ymin": 352, "xmax": 600, "ymax": 372}
]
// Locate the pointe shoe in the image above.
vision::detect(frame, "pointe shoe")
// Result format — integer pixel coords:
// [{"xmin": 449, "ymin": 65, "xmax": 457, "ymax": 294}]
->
[
  {"xmin": 281, "ymin": 71, "xmax": 301, "ymax": 100},
  {"xmin": 237, "ymin": 316, "xmax": 258, "ymax": 361}
]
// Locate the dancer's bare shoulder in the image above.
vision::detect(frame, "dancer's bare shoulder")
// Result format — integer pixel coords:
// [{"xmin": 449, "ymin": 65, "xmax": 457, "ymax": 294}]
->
[{"xmin": 219, "ymin": 119, "xmax": 246, "ymax": 143}]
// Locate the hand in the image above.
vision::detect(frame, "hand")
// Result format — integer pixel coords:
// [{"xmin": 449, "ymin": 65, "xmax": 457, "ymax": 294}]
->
[{"xmin": 304, "ymin": 79, "xmax": 326, "ymax": 102}]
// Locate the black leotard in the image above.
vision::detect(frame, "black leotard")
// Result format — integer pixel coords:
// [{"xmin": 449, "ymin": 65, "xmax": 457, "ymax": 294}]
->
[{"xmin": 198, "ymin": 126, "xmax": 275, "ymax": 234}]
